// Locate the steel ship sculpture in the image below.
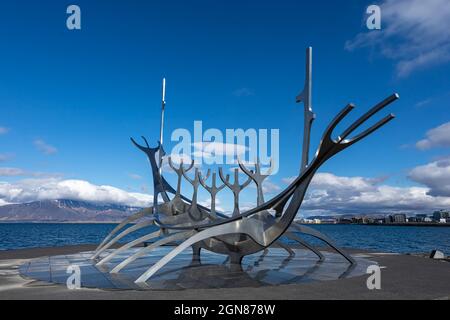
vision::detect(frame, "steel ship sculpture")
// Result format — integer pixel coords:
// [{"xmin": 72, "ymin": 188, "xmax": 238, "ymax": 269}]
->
[{"xmin": 91, "ymin": 47, "xmax": 399, "ymax": 284}]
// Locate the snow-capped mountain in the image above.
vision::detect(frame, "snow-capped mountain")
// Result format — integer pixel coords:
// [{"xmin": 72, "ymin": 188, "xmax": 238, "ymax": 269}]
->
[{"xmin": 0, "ymin": 199, "xmax": 143, "ymax": 222}]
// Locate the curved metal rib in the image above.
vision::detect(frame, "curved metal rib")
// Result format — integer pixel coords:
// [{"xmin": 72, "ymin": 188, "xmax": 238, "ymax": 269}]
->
[
  {"xmin": 96, "ymin": 230, "xmax": 161, "ymax": 266},
  {"xmin": 93, "ymin": 208, "xmax": 151, "ymax": 256},
  {"xmin": 134, "ymin": 219, "xmax": 266, "ymax": 283},
  {"xmin": 111, "ymin": 231, "xmax": 195, "ymax": 274},
  {"xmin": 284, "ymin": 232, "xmax": 324, "ymax": 261},
  {"xmin": 291, "ymin": 223, "xmax": 355, "ymax": 264},
  {"xmin": 273, "ymin": 240, "xmax": 295, "ymax": 256},
  {"xmin": 91, "ymin": 219, "xmax": 155, "ymax": 260}
]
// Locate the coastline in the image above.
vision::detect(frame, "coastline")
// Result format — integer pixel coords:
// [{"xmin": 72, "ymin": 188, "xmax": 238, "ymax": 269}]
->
[
  {"xmin": 300, "ymin": 222, "xmax": 450, "ymax": 227},
  {"xmin": 2, "ymin": 220, "xmax": 450, "ymax": 227}
]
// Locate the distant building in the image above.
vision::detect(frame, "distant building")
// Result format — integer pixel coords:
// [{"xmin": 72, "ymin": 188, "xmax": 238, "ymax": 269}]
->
[
  {"xmin": 365, "ymin": 217, "xmax": 375, "ymax": 224},
  {"xmin": 352, "ymin": 217, "xmax": 362, "ymax": 224},
  {"xmin": 320, "ymin": 218, "xmax": 337, "ymax": 224},
  {"xmin": 385, "ymin": 215, "xmax": 394, "ymax": 223},
  {"xmin": 433, "ymin": 210, "xmax": 450, "ymax": 221},
  {"xmin": 416, "ymin": 214, "xmax": 427, "ymax": 222},
  {"xmin": 393, "ymin": 214, "xmax": 407, "ymax": 223},
  {"xmin": 338, "ymin": 218, "xmax": 352, "ymax": 224}
]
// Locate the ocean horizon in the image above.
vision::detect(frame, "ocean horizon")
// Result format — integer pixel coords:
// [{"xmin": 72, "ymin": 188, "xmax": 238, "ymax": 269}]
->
[{"xmin": 1, "ymin": 223, "xmax": 449, "ymax": 254}]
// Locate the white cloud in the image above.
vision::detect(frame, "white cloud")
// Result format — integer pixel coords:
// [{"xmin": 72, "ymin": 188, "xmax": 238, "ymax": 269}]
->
[
  {"xmin": 198, "ymin": 197, "xmax": 225, "ymax": 213},
  {"xmin": 416, "ymin": 122, "xmax": 450, "ymax": 150},
  {"xmin": 0, "ymin": 153, "xmax": 14, "ymax": 162},
  {"xmin": 282, "ymin": 176, "xmax": 296, "ymax": 184},
  {"xmin": 34, "ymin": 139, "xmax": 58, "ymax": 155},
  {"xmin": 345, "ymin": 0, "xmax": 450, "ymax": 77},
  {"xmin": 0, "ymin": 167, "xmax": 27, "ymax": 177},
  {"xmin": 0, "ymin": 167, "xmax": 63, "ymax": 179},
  {"xmin": 261, "ymin": 180, "xmax": 281, "ymax": 194},
  {"xmin": 409, "ymin": 156, "xmax": 450, "ymax": 197},
  {"xmin": 0, "ymin": 178, "xmax": 153, "ymax": 207},
  {"xmin": 283, "ymin": 172, "xmax": 450, "ymax": 215},
  {"xmin": 0, "ymin": 127, "xmax": 9, "ymax": 135},
  {"xmin": 192, "ymin": 141, "xmax": 247, "ymax": 158},
  {"xmin": 414, "ymin": 98, "xmax": 432, "ymax": 109},
  {"xmin": 128, "ymin": 173, "xmax": 143, "ymax": 180}
]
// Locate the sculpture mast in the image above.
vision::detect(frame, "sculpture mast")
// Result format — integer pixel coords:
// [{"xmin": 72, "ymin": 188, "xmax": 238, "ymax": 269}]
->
[
  {"xmin": 296, "ymin": 47, "xmax": 315, "ymax": 172},
  {"xmin": 159, "ymin": 78, "xmax": 166, "ymax": 175}
]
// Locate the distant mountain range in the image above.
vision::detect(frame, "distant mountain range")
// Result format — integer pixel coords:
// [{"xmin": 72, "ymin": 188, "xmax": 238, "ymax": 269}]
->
[{"xmin": 0, "ymin": 199, "xmax": 143, "ymax": 222}]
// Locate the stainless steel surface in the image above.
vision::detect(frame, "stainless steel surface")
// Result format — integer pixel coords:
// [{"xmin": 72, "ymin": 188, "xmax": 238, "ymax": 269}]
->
[
  {"xmin": 199, "ymin": 171, "xmax": 227, "ymax": 218},
  {"xmin": 111, "ymin": 231, "xmax": 195, "ymax": 274},
  {"xmin": 94, "ymin": 47, "xmax": 399, "ymax": 284},
  {"xmin": 92, "ymin": 208, "xmax": 152, "ymax": 257},
  {"xmin": 91, "ymin": 219, "xmax": 155, "ymax": 260},
  {"xmin": 219, "ymin": 167, "xmax": 252, "ymax": 217},
  {"xmin": 296, "ymin": 47, "xmax": 315, "ymax": 172},
  {"xmin": 238, "ymin": 158, "xmax": 274, "ymax": 206},
  {"xmin": 181, "ymin": 165, "xmax": 211, "ymax": 221},
  {"xmin": 21, "ymin": 247, "xmax": 376, "ymax": 291},
  {"xmin": 159, "ymin": 78, "xmax": 166, "ymax": 175},
  {"xmin": 96, "ymin": 230, "xmax": 162, "ymax": 266}
]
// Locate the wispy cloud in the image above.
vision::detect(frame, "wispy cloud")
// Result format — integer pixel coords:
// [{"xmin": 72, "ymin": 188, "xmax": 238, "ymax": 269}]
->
[
  {"xmin": 0, "ymin": 178, "xmax": 153, "ymax": 207},
  {"xmin": 128, "ymin": 173, "xmax": 143, "ymax": 180},
  {"xmin": 160, "ymin": 153, "xmax": 200, "ymax": 174},
  {"xmin": 233, "ymin": 88, "xmax": 254, "ymax": 97},
  {"xmin": 192, "ymin": 141, "xmax": 247, "ymax": 159},
  {"xmin": 261, "ymin": 179, "xmax": 281, "ymax": 194},
  {"xmin": 34, "ymin": 139, "xmax": 58, "ymax": 155},
  {"xmin": 416, "ymin": 121, "xmax": 450, "ymax": 150},
  {"xmin": 0, "ymin": 167, "xmax": 27, "ymax": 177},
  {"xmin": 0, "ymin": 167, "xmax": 63, "ymax": 178},
  {"xmin": 198, "ymin": 197, "xmax": 225, "ymax": 213},
  {"xmin": 345, "ymin": 0, "xmax": 450, "ymax": 77},
  {"xmin": 0, "ymin": 127, "xmax": 9, "ymax": 135},
  {"xmin": 414, "ymin": 98, "xmax": 432, "ymax": 109},
  {"xmin": 0, "ymin": 153, "xmax": 14, "ymax": 162}
]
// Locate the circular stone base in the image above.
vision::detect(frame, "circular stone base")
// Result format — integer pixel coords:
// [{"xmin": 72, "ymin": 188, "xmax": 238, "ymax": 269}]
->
[{"xmin": 20, "ymin": 247, "xmax": 375, "ymax": 290}]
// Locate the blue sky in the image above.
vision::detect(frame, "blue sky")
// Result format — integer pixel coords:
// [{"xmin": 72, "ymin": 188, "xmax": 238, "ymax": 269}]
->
[{"xmin": 0, "ymin": 0, "xmax": 449, "ymax": 215}]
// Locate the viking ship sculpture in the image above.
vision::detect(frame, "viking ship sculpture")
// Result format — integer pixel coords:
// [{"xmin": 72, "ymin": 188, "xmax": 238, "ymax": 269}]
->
[{"xmin": 92, "ymin": 48, "xmax": 399, "ymax": 284}]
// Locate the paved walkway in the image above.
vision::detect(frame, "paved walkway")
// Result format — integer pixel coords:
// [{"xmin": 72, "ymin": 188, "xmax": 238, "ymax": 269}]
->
[{"xmin": 0, "ymin": 245, "xmax": 449, "ymax": 300}]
